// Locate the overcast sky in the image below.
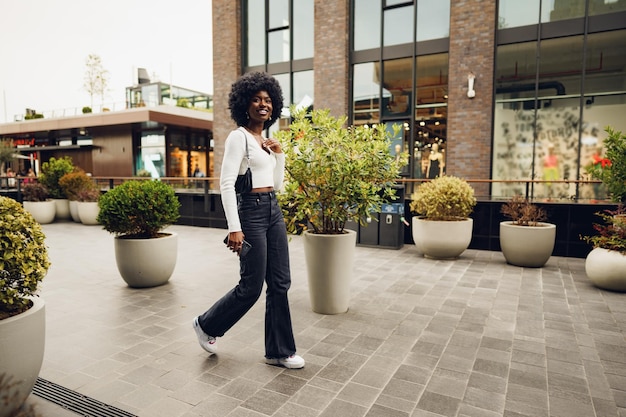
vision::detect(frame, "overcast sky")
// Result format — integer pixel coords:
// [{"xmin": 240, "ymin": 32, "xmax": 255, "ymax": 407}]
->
[{"xmin": 0, "ymin": 0, "xmax": 213, "ymax": 123}]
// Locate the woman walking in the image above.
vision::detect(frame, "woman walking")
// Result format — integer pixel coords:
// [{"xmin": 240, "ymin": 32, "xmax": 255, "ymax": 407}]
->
[{"xmin": 192, "ymin": 72, "xmax": 304, "ymax": 369}]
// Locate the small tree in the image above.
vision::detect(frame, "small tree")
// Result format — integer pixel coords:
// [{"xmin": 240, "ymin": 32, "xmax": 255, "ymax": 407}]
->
[
  {"xmin": 83, "ymin": 54, "xmax": 110, "ymax": 109},
  {"xmin": 0, "ymin": 139, "xmax": 16, "ymax": 173}
]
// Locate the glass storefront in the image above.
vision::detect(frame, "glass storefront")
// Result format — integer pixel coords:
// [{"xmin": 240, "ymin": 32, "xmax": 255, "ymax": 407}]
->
[
  {"xmin": 352, "ymin": 0, "xmax": 450, "ymax": 182},
  {"xmin": 493, "ymin": 23, "xmax": 626, "ymax": 200}
]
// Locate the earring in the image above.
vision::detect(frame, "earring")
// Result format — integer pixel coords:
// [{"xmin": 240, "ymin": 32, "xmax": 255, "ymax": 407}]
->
[{"xmin": 246, "ymin": 112, "xmax": 250, "ymax": 119}]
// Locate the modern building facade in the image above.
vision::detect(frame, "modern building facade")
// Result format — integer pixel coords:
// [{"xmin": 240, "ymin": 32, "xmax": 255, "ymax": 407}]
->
[
  {"xmin": 212, "ymin": 0, "xmax": 626, "ymax": 201},
  {"xmin": 0, "ymin": 95, "xmax": 213, "ymax": 178}
]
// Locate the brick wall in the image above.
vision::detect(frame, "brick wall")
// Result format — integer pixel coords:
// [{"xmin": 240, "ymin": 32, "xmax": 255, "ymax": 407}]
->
[
  {"xmin": 212, "ymin": 0, "xmax": 242, "ymax": 178},
  {"xmin": 314, "ymin": 0, "xmax": 350, "ymax": 119},
  {"xmin": 447, "ymin": 0, "xmax": 496, "ymax": 196}
]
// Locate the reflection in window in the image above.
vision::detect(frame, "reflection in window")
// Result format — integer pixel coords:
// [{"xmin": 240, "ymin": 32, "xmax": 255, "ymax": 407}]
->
[
  {"xmin": 293, "ymin": 70, "xmax": 314, "ymax": 109},
  {"xmin": 269, "ymin": 0, "xmax": 289, "ymax": 28},
  {"xmin": 384, "ymin": 5, "xmax": 413, "ymax": 46},
  {"xmin": 538, "ymin": 36, "xmax": 583, "ymax": 98},
  {"xmin": 140, "ymin": 133, "xmax": 165, "ymax": 178},
  {"xmin": 543, "ymin": 0, "xmax": 585, "ymax": 22},
  {"xmin": 498, "ymin": 0, "xmax": 540, "ymax": 28},
  {"xmin": 589, "ymin": 0, "xmax": 626, "ymax": 15},
  {"xmin": 293, "ymin": 0, "xmax": 314, "ymax": 59},
  {"xmin": 416, "ymin": 0, "xmax": 450, "ymax": 41},
  {"xmin": 268, "ymin": 30, "xmax": 290, "ymax": 64},
  {"xmin": 247, "ymin": 0, "xmax": 265, "ymax": 66},
  {"xmin": 353, "ymin": 62, "xmax": 381, "ymax": 126},
  {"xmin": 354, "ymin": 0, "xmax": 381, "ymax": 51}
]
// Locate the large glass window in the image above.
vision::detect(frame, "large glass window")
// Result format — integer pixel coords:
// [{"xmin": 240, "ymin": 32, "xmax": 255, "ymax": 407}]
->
[
  {"xmin": 293, "ymin": 70, "xmax": 314, "ymax": 108},
  {"xmin": 384, "ymin": 5, "xmax": 414, "ymax": 46},
  {"xmin": 416, "ymin": 0, "xmax": 450, "ymax": 41},
  {"xmin": 498, "ymin": 0, "xmax": 540, "ymax": 28},
  {"xmin": 246, "ymin": 0, "xmax": 266, "ymax": 66},
  {"xmin": 354, "ymin": 0, "xmax": 381, "ymax": 51},
  {"xmin": 293, "ymin": 0, "xmax": 314, "ymax": 60},
  {"xmin": 353, "ymin": 62, "xmax": 381, "ymax": 126},
  {"xmin": 244, "ymin": 0, "xmax": 313, "ymax": 67}
]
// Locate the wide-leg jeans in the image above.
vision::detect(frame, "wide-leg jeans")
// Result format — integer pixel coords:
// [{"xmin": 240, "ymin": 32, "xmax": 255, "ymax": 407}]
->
[{"xmin": 198, "ymin": 191, "xmax": 297, "ymax": 359}]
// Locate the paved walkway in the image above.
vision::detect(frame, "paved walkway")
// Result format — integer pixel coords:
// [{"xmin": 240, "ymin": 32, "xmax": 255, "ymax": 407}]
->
[{"xmin": 23, "ymin": 221, "xmax": 625, "ymax": 417}]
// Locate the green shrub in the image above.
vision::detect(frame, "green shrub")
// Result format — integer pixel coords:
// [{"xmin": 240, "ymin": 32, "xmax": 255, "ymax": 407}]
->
[
  {"xmin": 410, "ymin": 175, "xmax": 476, "ymax": 221},
  {"xmin": 21, "ymin": 182, "xmax": 49, "ymax": 202},
  {"xmin": 82, "ymin": 106, "xmax": 92, "ymax": 114},
  {"xmin": 581, "ymin": 205, "xmax": 626, "ymax": 253},
  {"xmin": 0, "ymin": 196, "xmax": 50, "ymax": 319},
  {"xmin": 97, "ymin": 180, "xmax": 180, "ymax": 238},
  {"xmin": 39, "ymin": 157, "xmax": 75, "ymax": 199},
  {"xmin": 59, "ymin": 170, "xmax": 96, "ymax": 201},
  {"xmin": 276, "ymin": 107, "xmax": 408, "ymax": 234}
]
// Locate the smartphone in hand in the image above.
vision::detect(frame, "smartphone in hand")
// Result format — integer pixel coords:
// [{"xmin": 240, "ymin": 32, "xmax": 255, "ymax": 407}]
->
[{"xmin": 223, "ymin": 236, "xmax": 252, "ymax": 257}]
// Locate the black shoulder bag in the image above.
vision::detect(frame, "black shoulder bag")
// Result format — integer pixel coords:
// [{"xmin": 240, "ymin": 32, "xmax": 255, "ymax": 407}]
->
[{"xmin": 234, "ymin": 134, "xmax": 252, "ymax": 194}]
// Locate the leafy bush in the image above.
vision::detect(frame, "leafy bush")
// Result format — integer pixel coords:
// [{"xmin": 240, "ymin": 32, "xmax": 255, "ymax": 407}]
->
[
  {"xmin": 581, "ymin": 205, "xmax": 626, "ymax": 254},
  {"xmin": 97, "ymin": 180, "xmax": 181, "ymax": 238},
  {"xmin": 410, "ymin": 175, "xmax": 476, "ymax": 221},
  {"xmin": 586, "ymin": 127, "xmax": 626, "ymax": 203},
  {"xmin": 77, "ymin": 188, "xmax": 100, "ymax": 202},
  {"xmin": 82, "ymin": 106, "xmax": 92, "ymax": 114},
  {"xmin": 276, "ymin": 107, "xmax": 408, "ymax": 234},
  {"xmin": 501, "ymin": 195, "xmax": 548, "ymax": 226},
  {"xmin": 21, "ymin": 182, "xmax": 49, "ymax": 202},
  {"xmin": 59, "ymin": 170, "xmax": 95, "ymax": 201},
  {"xmin": 39, "ymin": 157, "xmax": 75, "ymax": 199},
  {"xmin": 0, "ymin": 196, "xmax": 50, "ymax": 319}
]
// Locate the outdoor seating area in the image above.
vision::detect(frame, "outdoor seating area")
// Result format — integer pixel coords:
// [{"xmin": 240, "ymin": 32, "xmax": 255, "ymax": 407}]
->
[{"xmin": 22, "ymin": 221, "xmax": 625, "ymax": 417}]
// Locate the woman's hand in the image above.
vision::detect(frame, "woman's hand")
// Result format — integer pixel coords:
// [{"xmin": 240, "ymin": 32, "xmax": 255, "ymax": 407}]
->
[
  {"xmin": 262, "ymin": 138, "xmax": 282, "ymax": 153},
  {"xmin": 226, "ymin": 231, "xmax": 246, "ymax": 254}
]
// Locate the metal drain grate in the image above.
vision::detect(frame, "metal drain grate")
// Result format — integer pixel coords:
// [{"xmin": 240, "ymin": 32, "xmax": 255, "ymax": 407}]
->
[{"xmin": 32, "ymin": 378, "xmax": 137, "ymax": 417}]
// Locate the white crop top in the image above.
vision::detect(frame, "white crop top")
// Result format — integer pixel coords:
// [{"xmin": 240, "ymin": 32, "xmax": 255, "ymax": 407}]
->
[{"xmin": 220, "ymin": 127, "xmax": 285, "ymax": 232}]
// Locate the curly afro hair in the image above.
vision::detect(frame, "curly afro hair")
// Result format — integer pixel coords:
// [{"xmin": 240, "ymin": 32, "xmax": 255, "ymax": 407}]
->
[{"xmin": 228, "ymin": 72, "xmax": 284, "ymax": 130}]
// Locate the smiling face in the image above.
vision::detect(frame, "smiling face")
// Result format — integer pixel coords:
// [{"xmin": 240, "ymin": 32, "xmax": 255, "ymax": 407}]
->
[{"xmin": 247, "ymin": 90, "xmax": 272, "ymax": 127}]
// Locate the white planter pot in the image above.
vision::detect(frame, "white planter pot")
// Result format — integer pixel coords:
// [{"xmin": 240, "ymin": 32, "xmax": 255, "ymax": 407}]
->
[
  {"xmin": 585, "ymin": 247, "xmax": 626, "ymax": 292},
  {"xmin": 303, "ymin": 230, "xmax": 357, "ymax": 314},
  {"xmin": 411, "ymin": 217, "xmax": 473, "ymax": 259},
  {"xmin": 0, "ymin": 298, "xmax": 46, "ymax": 417},
  {"xmin": 69, "ymin": 200, "xmax": 81, "ymax": 222},
  {"xmin": 53, "ymin": 198, "xmax": 71, "ymax": 220},
  {"xmin": 77, "ymin": 201, "xmax": 100, "ymax": 225},
  {"xmin": 499, "ymin": 221, "xmax": 556, "ymax": 268},
  {"xmin": 114, "ymin": 232, "xmax": 178, "ymax": 288},
  {"xmin": 23, "ymin": 200, "xmax": 56, "ymax": 224}
]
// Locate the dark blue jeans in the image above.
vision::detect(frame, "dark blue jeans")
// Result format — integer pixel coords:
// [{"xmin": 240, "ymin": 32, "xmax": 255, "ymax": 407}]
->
[{"xmin": 198, "ymin": 191, "xmax": 297, "ymax": 359}]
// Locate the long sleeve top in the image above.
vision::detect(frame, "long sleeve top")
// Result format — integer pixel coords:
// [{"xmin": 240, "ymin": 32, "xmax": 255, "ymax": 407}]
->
[{"xmin": 220, "ymin": 127, "xmax": 285, "ymax": 232}]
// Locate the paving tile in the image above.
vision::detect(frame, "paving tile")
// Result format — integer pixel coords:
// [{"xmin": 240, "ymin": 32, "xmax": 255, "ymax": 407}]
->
[{"xmin": 25, "ymin": 224, "xmax": 623, "ymax": 417}]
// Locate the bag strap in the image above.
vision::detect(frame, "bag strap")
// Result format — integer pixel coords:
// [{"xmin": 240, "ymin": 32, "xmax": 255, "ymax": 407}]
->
[{"xmin": 238, "ymin": 127, "xmax": 250, "ymax": 168}]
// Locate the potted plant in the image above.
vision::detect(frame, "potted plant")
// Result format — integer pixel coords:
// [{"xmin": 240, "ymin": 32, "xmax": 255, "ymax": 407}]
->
[
  {"xmin": 76, "ymin": 188, "xmax": 101, "ymax": 225},
  {"xmin": 585, "ymin": 127, "xmax": 626, "ymax": 203},
  {"xmin": 276, "ymin": 108, "xmax": 408, "ymax": 314},
  {"xmin": 97, "ymin": 179, "xmax": 181, "ymax": 287},
  {"xmin": 581, "ymin": 205, "xmax": 626, "ymax": 291},
  {"xmin": 39, "ymin": 156, "xmax": 75, "ymax": 220},
  {"xmin": 21, "ymin": 182, "xmax": 55, "ymax": 224},
  {"xmin": 409, "ymin": 175, "xmax": 477, "ymax": 259},
  {"xmin": 499, "ymin": 195, "xmax": 556, "ymax": 267},
  {"xmin": 59, "ymin": 169, "xmax": 95, "ymax": 222},
  {"xmin": 0, "ymin": 196, "xmax": 50, "ymax": 417}
]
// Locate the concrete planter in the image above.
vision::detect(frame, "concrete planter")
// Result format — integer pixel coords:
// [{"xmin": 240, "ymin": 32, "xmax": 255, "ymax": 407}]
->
[
  {"xmin": 411, "ymin": 217, "xmax": 473, "ymax": 259},
  {"xmin": 23, "ymin": 200, "xmax": 56, "ymax": 224},
  {"xmin": 0, "ymin": 298, "xmax": 46, "ymax": 417},
  {"xmin": 499, "ymin": 221, "xmax": 556, "ymax": 267},
  {"xmin": 303, "ymin": 230, "xmax": 356, "ymax": 314},
  {"xmin": 114, "ymin": 232, "xmax": 178, "ymax": 288},
  {"xmin": 52, "ymin": 198, "xmax": 71, "ymax": 220},
  {"xmin": 77, "ymin": 201, "xmax": 100, "ymax": 225},
  {"xmin": 585, "ymin": 248, "xmax": 626, "ymax": 292}
]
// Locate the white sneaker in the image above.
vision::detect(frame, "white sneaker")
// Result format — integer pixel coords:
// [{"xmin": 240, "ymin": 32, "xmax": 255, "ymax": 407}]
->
[
  {"xmin": 266, "ymin": 354, "xmax": 305, "ymax": 369},
  {"xmin": 192, "ymin": 317, "xmax": 217, "ymax": 354}
]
